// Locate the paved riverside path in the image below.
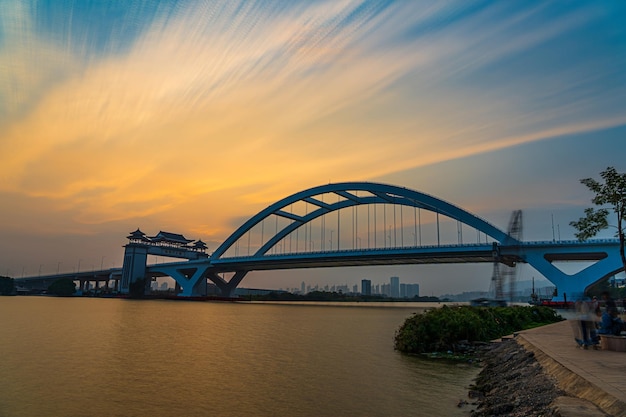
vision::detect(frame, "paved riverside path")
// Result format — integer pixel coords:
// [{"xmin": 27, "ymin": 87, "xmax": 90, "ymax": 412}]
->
[{"xmin": 515, "ymin": 320, "xmax": 626, "ymax": 417}]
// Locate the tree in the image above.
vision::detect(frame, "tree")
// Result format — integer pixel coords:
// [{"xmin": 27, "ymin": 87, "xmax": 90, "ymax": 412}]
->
[
  {"xmin": 128, "ymin": 277, "xmax": 147, "ymax": 298},
  {"xmin": 570, "ymin": 166, "xmax": 626, "ymax": 277},
  {"xmin": 47, "ymin": 278, "xmax": 77, "ymax": 296},
  {"xmin": 0, "ymin": 276, "xmax": 15, "ymax": 295}
]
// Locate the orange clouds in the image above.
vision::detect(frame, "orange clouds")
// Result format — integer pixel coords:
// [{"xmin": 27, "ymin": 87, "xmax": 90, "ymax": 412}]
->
[{"xmin": 1, "ymin": 0, "xmax": 625, "ymax": 248}]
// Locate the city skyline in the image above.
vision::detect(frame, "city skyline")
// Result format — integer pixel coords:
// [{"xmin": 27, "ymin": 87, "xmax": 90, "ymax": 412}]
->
[{"xmin": 1, "ymin": 1, "xmax": 625, "ymax": 295}]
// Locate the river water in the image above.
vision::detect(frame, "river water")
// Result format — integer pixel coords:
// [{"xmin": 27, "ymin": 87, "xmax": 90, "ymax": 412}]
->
[{"xmin": 0, "ymin": 297, "xmax": 478, "ymax": 417}]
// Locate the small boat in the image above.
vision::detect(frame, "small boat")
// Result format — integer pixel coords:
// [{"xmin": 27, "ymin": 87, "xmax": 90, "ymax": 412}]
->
[
  {"xmin": 540, "ymin": 300, "xmax": 574, "ymax": 308},
  {"xmin": 470, "ymin": 298, "xmax": 507, "ymax": 307}
]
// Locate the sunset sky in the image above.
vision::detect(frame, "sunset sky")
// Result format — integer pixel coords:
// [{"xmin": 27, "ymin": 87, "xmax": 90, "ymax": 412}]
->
[{"xmin": 1, "ymin": 0, "xmax": 625, "ymax": 295}]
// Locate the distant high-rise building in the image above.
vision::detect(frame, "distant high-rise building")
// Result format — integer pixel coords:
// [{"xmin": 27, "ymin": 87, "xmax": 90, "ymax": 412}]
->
[
  {"xmin": 337, "ymin": 284, "xmax": 349, "ymax": 294},
  {"xmin": 301, "ymin": 281, "xmax": 306, "ymax": 294},
  {"xmin": 390, "ymin": 276, "xmax": 400, "ymax": 298},
  {"xmin": 403, "ymin": 283, "xmax": 420, "ymax": 298},
  {"xmin": 361, "ymin": 279, "xmax": 372, "ymax": 295},
  {"xmin": 381, "ymin": 283, "xmax": 390, "ymax": 297}
]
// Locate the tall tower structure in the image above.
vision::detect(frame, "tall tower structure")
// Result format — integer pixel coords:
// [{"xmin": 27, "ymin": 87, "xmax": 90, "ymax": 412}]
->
[
  {"xmin": 491, "ymin": 210, "xmax": 523, "ymax": 301},
  {"xmin": 120, "ymin": 229, "xmax": 209, "ymax": 295},
  {"xmin": 406, "ymin": 283, "xmax": 420, "ymax": 298},
  {"xmin": 361, "ymin": 279, "xmax": 372, "ymax": 296},
  {"xmin": 390, "ymin": 276, "xmax": 400, "ymax": 298},
  {"xmin": 121, "ymin": 229, "xmax": 150, "ymax": 294}
]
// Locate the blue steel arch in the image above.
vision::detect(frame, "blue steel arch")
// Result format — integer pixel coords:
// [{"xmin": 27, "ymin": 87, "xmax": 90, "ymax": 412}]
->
[{"xmin": 212, "ymin": 182, "xmax": 517, "ymax": 260}]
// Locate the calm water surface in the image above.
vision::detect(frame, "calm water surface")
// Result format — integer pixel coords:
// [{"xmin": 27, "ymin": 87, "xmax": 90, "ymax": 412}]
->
[{"xmin": 0, "ymin": 297, "xmax": 478, "ymax": 417}]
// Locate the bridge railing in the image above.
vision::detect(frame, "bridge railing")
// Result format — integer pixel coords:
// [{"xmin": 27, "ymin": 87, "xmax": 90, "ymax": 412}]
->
[{"xmin": 215, "ymin": 241, "xmax": 496, "ymax": 260}]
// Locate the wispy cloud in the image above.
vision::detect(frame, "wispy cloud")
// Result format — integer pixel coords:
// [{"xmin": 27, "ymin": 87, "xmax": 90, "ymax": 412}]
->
[{"xmin": 0, "ymin": 0, "xmax": 624, "ymax": 242}]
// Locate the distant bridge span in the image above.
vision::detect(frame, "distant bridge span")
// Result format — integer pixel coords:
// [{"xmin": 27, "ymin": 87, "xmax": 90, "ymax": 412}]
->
[{"xmin": 16, "ymin": 182, "xmax": 624, "ymax": 300}]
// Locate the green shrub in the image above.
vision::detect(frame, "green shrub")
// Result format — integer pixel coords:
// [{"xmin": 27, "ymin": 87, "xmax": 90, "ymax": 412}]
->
[
  {"xmin": 0, "ymin": 276, "xmax": 15, "ymax": 295},
  {"xmin": 47, "ymin": 278, "xmax": 76, "ymax": 296},
  {"xmin": 394, "ymin": 305, "xmax": 562, "ymax": 354}
]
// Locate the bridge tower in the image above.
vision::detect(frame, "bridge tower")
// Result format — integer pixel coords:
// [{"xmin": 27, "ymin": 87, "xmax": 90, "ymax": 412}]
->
[
  {"xmin": 120, "ymin": 229, "xmax": 150, "ymax": 294},
  {"xmin": 121, "ymin": 229, "xmax": 210, "ymax": 296}
]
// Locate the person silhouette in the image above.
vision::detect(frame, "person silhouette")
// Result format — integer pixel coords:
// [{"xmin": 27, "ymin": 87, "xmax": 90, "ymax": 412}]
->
[{"xmin": 598, "ymin": 292, "xmax": 623, "ymax": 336}]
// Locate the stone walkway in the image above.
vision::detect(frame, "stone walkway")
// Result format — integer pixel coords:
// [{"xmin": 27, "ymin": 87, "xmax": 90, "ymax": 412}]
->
[{"xmin": 515, "ymin": 320, "xmax": 626, "ymax": 417}]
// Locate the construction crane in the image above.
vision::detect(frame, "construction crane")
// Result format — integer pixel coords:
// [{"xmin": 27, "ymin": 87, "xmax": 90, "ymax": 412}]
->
[{"xmin": 491, "ymin": 210, "xmax": 523, "ymax": 302}]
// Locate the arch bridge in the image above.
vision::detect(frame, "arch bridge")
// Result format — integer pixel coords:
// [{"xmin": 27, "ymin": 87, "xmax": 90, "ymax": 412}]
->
[{"xmin": 121, "ymin": 182, "xmax": 623, "ymax": 300}]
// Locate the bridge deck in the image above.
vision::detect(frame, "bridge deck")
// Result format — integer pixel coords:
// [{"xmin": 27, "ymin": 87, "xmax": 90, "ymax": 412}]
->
[{"xmin": 209, "ymin": 248, "xmax": 499, "ymax": 271}]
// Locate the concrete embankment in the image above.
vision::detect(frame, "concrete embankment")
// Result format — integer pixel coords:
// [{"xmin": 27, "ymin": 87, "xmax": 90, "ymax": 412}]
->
[{"xmin": 515, "ymin": 320, "xmax": 626, "ymax": 417}]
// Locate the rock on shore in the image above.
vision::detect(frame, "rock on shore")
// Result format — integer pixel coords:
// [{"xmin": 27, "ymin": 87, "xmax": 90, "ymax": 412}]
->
[{"xmin": 468, "ymin": 338, "xmax": 564, "ymax": 416}]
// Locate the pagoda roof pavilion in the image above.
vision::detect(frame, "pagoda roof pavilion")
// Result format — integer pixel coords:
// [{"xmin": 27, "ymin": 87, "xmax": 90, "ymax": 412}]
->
[
  {"xmin": 192, "ymin": 239, "xmax": 208, "ymax": 251},
  {"xmin": 148, "ymin": 231, "xmax": 194, "ymax": 245},
  {"xmin": 127, "ymin": 228, "xmax": 151, "ymax": 242}
]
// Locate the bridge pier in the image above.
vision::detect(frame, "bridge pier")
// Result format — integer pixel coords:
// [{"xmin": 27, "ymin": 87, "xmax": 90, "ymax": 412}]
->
[
  {"xmin": 206, "ymin": 270, "xmax": 248, "ymax": 298},
  {"xmin": 149, "ymin": 263, "xmax": 211, "ymax": 297},
  {"xmin": 520, "ymin": 245, "xmax": 625, "ymax": 301},
  {"xmin": 120, "ymin": 243, "xmax": 149, "ymax": 294}
]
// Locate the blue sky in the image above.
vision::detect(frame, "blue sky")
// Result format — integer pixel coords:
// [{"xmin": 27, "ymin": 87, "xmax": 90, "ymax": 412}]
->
[{"xmin": 1, "ymin": 0, "xmax": 625, "ymax": 295}]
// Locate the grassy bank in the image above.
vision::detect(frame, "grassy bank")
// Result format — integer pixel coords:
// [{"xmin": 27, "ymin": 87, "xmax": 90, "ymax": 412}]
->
[{"xmin": 394, "ymin": 305, "xmax": 563, "ymax": 355}]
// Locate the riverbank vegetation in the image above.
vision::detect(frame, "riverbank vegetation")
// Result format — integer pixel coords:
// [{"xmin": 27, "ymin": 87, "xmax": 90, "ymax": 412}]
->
[
  {"xmin": 0, "ymin": 276, "xmax": 15, "ymax": 295},
  {"xmin": 47, "ymin": 278, "xmax": 76, "ymax": 296},
  {"xmin": 570, "ymin": 166, "xmax": 626, "ymax": 279},
  {"xmin": 394, "ymin": 305, "xmax": 563, "ymax": 355}
]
